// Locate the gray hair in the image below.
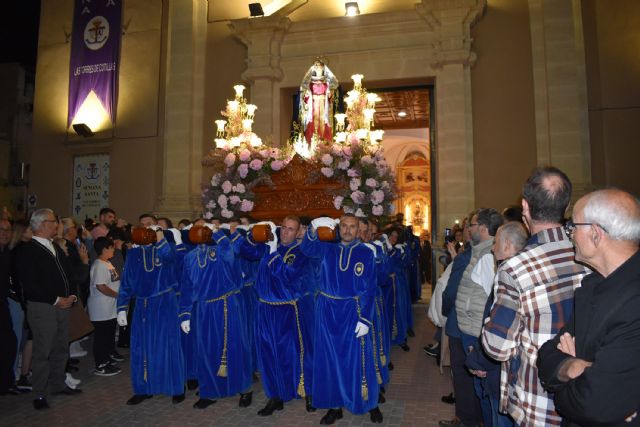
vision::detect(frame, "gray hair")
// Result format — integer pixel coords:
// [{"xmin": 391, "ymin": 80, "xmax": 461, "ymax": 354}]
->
[
  {"xmin": 582, "ymin": 189, "xmax": 640, "ymax": 243},
  {"xmin": 30, "ymin": 208, "xmax": 54, "ymax": 232},
  {"xmin": 60, "ymin": 217, "xmax": 77, "ymax": 236},
  {"xmin": 498, "ymin": 221, "xmax": 528, "ymax": 253}
]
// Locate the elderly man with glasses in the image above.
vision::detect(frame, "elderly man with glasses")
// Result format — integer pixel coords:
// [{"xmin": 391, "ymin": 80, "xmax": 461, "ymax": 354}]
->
[
  {"xmin": 16, "ymin": 209, "xmax": 81, "ymax": 410},
  {"xmin": 538, "ymin": 189, "xmax": 640, "ymax": 426},
  {"xmin": 481, "ymin": 167, "xmax": 590, "ymax": 427}
]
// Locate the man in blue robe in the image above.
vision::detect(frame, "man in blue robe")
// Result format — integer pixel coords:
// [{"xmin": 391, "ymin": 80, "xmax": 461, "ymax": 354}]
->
[
  {"xmin": 301, "ymin": 214, "xmax": 383, "ymax": 424},
  {"xmin": 236, "ymin": 217, "xmax": 315, "ymax": 415},
  {"xmin": 385, "ymin": 228, "xmax": 412, "ymax": 351},
  {"xmin": 178, "ymin": 228, "xmax": 253, "ymax": 409},
  {"xmin": 116, "ymin": 228, "xmax": 185, "ymax": 405}
]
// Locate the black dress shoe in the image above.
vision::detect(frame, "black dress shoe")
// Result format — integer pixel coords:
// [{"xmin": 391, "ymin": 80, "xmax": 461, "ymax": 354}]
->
[
  {"xmin": 388, "ymin": 361, "xmax": 394, "ymax": 371},
  {"xmin": 53, "ymin": 386, "xmax": 83, "ymax": 396},
  {"xmin": 68, "ymin": 358, "xmax": 80, "ymax": 366},
  {"xmin": 126, "ymin": 394, "xmax": 153, "ymax": 405},
  {"xmin": 172, "ymin": 393, "xmax": 185, "ymax": 404},
  {"xmin": 407, "ymin": 328, "xmax": 415, "ymax": 337},
  {"xmin": 193, "ymin": 398, "xmax": 216, "ymax": 409},
  {"xmin": 378, "ymin": 392, "xmax": 386, "ymax": 404},
  {"xmin": 400, "ymin": 343, "xmax": 410, "ymax": 352},
  {"xmin": 257, "ymin": 398, "xmax": 283, "ymax": 416},
  {"xmin": 441, "ymin": 393, "xmax": 455, "ymax": 405},
  {"xmin": 186, "ymin": 379, "xmax": 199, "ymax": 390},
  {"xmin": 320, "ymin": 408, "xmax": 343, "ymax": 425},
  {"xmin": 305, "ymin": 395, "xmax": 316, "ymax": 412},
  {"xmin": 369, "ymin": 406, "xmax": 383, "ymax": 423},
  {"xmin": 239, "ymin": 391, "xmax": 253, "ymax": 407},
  {"xmin": 33, "ymin": 397, "xmax": 50, "ymax": 410}
]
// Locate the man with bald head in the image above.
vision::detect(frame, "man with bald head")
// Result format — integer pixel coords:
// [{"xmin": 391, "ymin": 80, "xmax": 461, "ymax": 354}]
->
[
  {"xmin": 481, "ymin": 167, "xmax": 590, "ymax": 426},
  {"xmin": 538, "ymin": 189, "xmax": 640, "ymax": 426}
]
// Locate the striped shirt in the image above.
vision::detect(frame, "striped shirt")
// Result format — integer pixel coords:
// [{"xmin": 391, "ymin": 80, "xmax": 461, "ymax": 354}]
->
[{"xmin": 481, "ymin": 226, "xmax": 590, "ymax": 426}]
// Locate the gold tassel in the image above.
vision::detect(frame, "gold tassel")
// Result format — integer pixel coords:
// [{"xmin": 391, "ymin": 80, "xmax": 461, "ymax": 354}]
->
[
  {"xmin": 297, "ymin": 375, "xmax": 306, "ymax": 398},
  {"xmin": 381, "ymin": 354, "xmax": 387, "ymax": 366},
  {"xmin": 143, "ymin": 360, "xmax": 148, "ymax": 382},
  {"xmin": 217, "ymin": 360, "xmax": 228, "ymax": 377},
  {"xmin": 377, "ymin": 371, "xmax": 383, "ymax": 385},
  {"xmin": 361, "ymin": 381, "xmax": 369, "ymax": 401}
]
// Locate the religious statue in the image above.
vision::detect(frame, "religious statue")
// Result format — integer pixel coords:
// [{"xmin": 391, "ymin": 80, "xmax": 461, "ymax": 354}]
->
[{"xmin": 299, "ymin": 59, "xmax": 339, "ymax": 144}]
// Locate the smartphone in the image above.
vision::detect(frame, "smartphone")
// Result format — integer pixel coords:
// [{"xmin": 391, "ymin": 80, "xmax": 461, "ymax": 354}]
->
[
  {"xmin": 444, "ymin": 227, "xmax": 452, "ymax": 242},
  {"xmin": 76, "ymin": 237, "xmax": 82, "ymax": 247}
]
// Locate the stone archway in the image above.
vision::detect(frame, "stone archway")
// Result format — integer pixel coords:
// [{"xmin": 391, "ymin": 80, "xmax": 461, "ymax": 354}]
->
[{"xmin": 230, "ymin": 0, "xmax": 486, "ymax": 235}]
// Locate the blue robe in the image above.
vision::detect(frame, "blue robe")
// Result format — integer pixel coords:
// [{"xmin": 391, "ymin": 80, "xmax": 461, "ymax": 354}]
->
[
  {"xmin": 385, "ymin": 246, "xmax": 411, "ymax": 346},
  {"xmin": 237, "ymin": 236, "xmax": 313, "ymax": 401},
  {"xmin": 372, "ymin": 243, "xmax": 392, "ymax": 384},
  {"xmin": 301, "ymin": 229, "xmax": 379, "ymax": 415},
  {"xmin": 178, "ymin": 231, "xmax": 252, "ymax": 400},
  {"xmin": 117, "ymin": 238, "xmax": 185, "ymax": 396}
]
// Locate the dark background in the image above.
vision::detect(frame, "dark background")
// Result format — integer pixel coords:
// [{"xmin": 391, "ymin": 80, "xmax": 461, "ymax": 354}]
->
[{"xmin": 0, "ymin": 0, "xmax": 41, "ymax": 69}]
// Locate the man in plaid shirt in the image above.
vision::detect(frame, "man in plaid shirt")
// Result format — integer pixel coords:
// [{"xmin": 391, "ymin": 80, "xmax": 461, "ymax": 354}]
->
[{"xmin": 481, "ymin": 167, "xmax": 590, "ymax": 426}]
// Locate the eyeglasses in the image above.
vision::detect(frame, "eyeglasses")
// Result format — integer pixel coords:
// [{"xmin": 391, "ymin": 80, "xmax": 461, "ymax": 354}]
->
[
  {"xmin": 468, "ymin": 223, "xmax": 480, "ymax": 227},
  {"xmin": 563, "ymin": 219, "xmax": 607, "ymax": 238},
  {"xmin": 43, "ymin": 219, "xmax": 59, "ymax": 224}
]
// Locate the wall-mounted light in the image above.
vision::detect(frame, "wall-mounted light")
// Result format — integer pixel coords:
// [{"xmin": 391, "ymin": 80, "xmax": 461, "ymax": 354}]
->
[
  {"xmin": 397, "ymin": 111, "xmax": 407, "ymax": 118},
  {"xmin": 249, "ymin": 3, "xmax": 264, "ymax": 17},
  {"xmin": 345, "ymin": 2, "xmax": 360, "ymax": 17},
  {"xmin": 72, "ymin": 123, "xmax": 94, "ymax": 137}
]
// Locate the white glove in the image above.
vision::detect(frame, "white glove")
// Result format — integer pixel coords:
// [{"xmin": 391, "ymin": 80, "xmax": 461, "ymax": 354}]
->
[
  {"xmin": 204, "ymin": 223, "xmax": 216, "ymax": 231},
  {"xmin": 236, "ymin": 224, "xmax": 250, "ymax": 232},
  {"xmin": 184, "ymin": 223, "xmax": 193, "ymax": 230},
  {"xmin": 149, "ymin": 224, "xmax": 161, "ymax": 231},
  {"xmin": 219, "ymin": 223, "xmax": 231, "ymax": 230},
  {"xmin": 372, "ymin": 240, "xmax": 384, "ymax": 249},
  {"xmin": 381, "ymin": 234, "xmax": 391, "ymax": 251},
  {"xmin": 311, "ymin": 217, "xmax": 336, "ymax": 230},
  {"xmin": 395, "ymin": 244, "xmax": 405, "ymax": 254},
  {"xmin": 117, "ymin": 311, "xmax": 128, "ymax": 327},
  {"xmin": 181, "ymin": 320, "xmax": 190, "ymax": 334},
  {"xmin": 168, "ymin": 228, "xmax": 182, "ymax": 245},
  {"xmin": 354, "ymin": 321, "xmax": 370, "ymax": 338}
]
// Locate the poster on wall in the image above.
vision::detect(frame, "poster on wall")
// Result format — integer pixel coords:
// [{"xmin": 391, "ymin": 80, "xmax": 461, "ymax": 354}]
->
[
  {"xmin": 73, "ymin": 154, "xmax": 110, "ymax": 221},
  {"xmin": 68, "ymin": 0, "xmax": 122, "ymax": 127}
]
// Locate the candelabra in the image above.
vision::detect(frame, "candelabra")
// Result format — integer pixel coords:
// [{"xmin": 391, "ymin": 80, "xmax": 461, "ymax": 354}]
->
[
  {"xmin": 335, "ymin": 74, "xmax": 384, "ymax": 149},
  {"xmin": 214, "ymin": 84, "xmax": 261, "ymax": 149}
]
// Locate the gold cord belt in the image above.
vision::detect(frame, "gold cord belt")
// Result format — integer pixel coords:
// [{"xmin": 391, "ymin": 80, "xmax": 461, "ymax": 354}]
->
[
  {"xmin": 259, "ymin": 298, "xmax": 307, "ymax": 397},
  {"xmin": 205, "ymin": 289, "xmax": 241, "ymax": 377}
]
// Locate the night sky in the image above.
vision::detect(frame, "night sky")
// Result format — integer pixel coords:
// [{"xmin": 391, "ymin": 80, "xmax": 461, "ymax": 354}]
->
[{"xmin": 0, "ymin": 0, "xmax": 41, "ymax": 70}]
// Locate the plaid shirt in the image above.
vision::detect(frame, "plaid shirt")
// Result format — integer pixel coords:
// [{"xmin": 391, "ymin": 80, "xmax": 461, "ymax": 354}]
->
[{"xmin": 481, "ymin": 227, "xmax": 589, "ymax": 426}]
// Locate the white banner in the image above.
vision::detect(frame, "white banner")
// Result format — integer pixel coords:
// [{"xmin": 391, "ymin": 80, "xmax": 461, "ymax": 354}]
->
[{"xmin": 72, "ymin": 154, "xmax": 110, "ymax": 221}]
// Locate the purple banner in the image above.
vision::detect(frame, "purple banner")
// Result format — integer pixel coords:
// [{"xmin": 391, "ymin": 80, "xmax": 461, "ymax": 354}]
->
[{"xmin": 68, "ymin": 0, "xmax": 122, "ymax": 127}]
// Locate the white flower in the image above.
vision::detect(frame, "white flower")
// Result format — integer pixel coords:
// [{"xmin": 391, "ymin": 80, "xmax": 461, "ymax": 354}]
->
[
  {"xmin": 206, "ymin": 200, "xmax": 216, "ymax": 209},
  {"xmin": 350, "ymin": 178, "xmax": 361, "ymax": 191},
  {"xmin": 372, "ymin": 205, "xmax": 383, "ymax": 216},
  {"xmin": 204, "ymin": 211, "xmax": 213, "ymax": 219},
  {"xmin": 355, "ymin": 208, "xmax": 365, "ymax": 218},
  {"xmin": 210, "ymin": 174, "xmax": 221, "ymax": 186},
  {"xmin": 234, "ymin": 183, "xmax": 246, "ymax": 194},
  {"xmin": 217, "ymin": 194, "xmax": 228, "ymax": 209},
  {"xmin": 337, "ymin": 160, "xmax": 350, "ymax": 170},
  {"xmin": 371, "ymin": 190, "xmax": 385, "ymax": 204}
]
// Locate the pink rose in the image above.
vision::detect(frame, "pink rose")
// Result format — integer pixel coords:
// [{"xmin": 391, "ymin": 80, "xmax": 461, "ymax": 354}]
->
[
  {"xmin": 238, "ymin": 163, "xmax": 249, "ymax": 178},
  {"xmin": 321, "ymin": 167, "xmax": 334, "ymax": 178},
  {"xmin": 347, "ymin": 168, "xmax": 359, "ymax": 177},
  {"xmin": 221, "ymin": 209, "xmax": 233, "ymax": 219},
  {"xmin": 210, "ymin": 174, "xmax": 221, "ymax": 186},
  {"xmin": 343, "ymin": 206, "xmax": 354, "ymax": 214},
  {"xmin": 239, "ymin": 149, "xmax": 251, "ymax": 162},
  {"xmin": 371, "ymin": 190, "xmax": 384, "ymax": 204},
  {"xmin": 204, "ymin": 211, "xmax": 213, "ymax": 219},
  {"xmin": 249, "ymin": 159, "xmax": 263, "ymax": 170},
  {"xmin": 360, "ymin": 155, "xmax": 373, "ymax": 165},
  {"xmin": 206, "ymin": 200, "xmax": 216, "ymax": 209},
  {"xmin": 230, "ymin": 195, "xmax": 241, "ymax": 204},
  {"xmin": 333, "ymin": 196, "xmax": 344, "ymax": 210},
  {"xmin": 271, "ymin": 160, "xmax": 284, "ymax": 171},
  {"xmin": 321, "ymin": 154, "xmax": 333, "ymax": 166},
  {"xmin": 366, "ymin": 178, "xmax": 378, "ymax": 188},
  {"xmin": 338, "ymin": 160, "xmax": 350, "ymax": 170},
  {"xmin": 222, "ymin": 180, "xmax": 233, "ymax": 194},
  {"xmin": 240, "ymin": 199, "xmax": 254, "ymax": 212},
  {"xmin": 259, "ymin": 149, "xmax": 269, "ymax": 158},
  {"xmin": 224, "ymin": 153, "xmax": 236, "ymax": 167},
  {"xmin": 234, "ymin": 183, "xmax": 246, "ymax": 194},
  {"xmin": 351, "ymin": 191, "xmax": 365, "ymax": 204},
  {"xmin": 217, "ymin": 194, "xmax": 228, "ymax": 209},
  {"xmin": 350, "ymin": 178, "xmax": 361, "ymax": 191},
  {"xmin": 355, "ymin": 208, "xmax": 365, "ymax": 218},
  {"xmin": 372, "ymin": 205, "xmax": 383, "ymax": 216},
  {"xmin": 342, "ymin": 146, "xmax": 352, "ymax": 157}
]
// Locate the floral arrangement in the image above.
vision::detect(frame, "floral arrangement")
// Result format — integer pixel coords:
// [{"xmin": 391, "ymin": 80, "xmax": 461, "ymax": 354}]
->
[
  {"xmin": 202, "ymin": 76, "xmax": 397, "ymax": 219},
  {"xmin": 201, "ymin": 85, "xmax": 293, "ymax": 219}
]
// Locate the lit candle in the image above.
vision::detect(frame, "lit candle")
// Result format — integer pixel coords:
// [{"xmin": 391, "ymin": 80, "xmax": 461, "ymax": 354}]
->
[
  {"xmin": 228, "ymin": 100, "xmax": 239, "ymax": 113},
  {"xmin": 233, "ymin": 84, "xmax": 245, "ymax": 99},
  {"xmin": 242, "ymin": 118, "xmax": 253, "ymax": 132},
  {"xmin": 215, "ymin": 120, "xmax": 227, "ymax": 137},
  {"xmin": 366, "ymin": 93, "xmax": 378, "ymax": 108},
  {"xmin": 334, "ymin": 113, "xmax": 346, "ymax": 131},
  {"xmin": 246, "ymin": 104, "xmax": 257, "ymax": 119},
  {"xmin": 345, "ymin": 97, "xmax": 355, "ymax": 109},
  {"xmin": 335, "ymin": 132, "xmax": 347, "ymax": 143},
  {"xmin": 351, "ymin": 74, "xmax": 364, "ymax": 89},
  {"xmin": 229, "ymin": 136, "xmax": 242, "ymax": 148},
  {"xmin": 363, "ymin": 108, "xmax": 375, "ymax": 128},
  {"xmin": 370, "ymin": 129, "xmax": 384, "ymax": 142},
  {"xmin": 355, "ymin": 128, "xmax": 368, "ymax": 140},
  {"xmin": 215, "ymin": 138, "xmax": 228, "ymax": 149},
  {"xmin": 250, "ymin": 134, "xmax": 262, "ymax": 147}
]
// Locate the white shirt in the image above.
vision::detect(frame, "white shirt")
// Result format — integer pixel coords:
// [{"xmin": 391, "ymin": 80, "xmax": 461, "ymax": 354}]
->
[
  {"xmin": 471, "ymin": 252, "xmax": 496, "ymax": 296},
  {"xmin": 33, "ymin": 236, "xmax": 56, "ymax": 256},
  {"xmin": 88, "ymin": 259, "xmax": 120, "ymax": 321}
]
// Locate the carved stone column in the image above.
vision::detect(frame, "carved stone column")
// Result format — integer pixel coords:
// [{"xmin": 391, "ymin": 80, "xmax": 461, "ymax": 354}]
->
[
  {"xmin": 229, "ymin": 16, "xmax": 290, "ymax": 143},
  {"xmin": 155, "ymin": 0, "xmax": 207, "ymax": 219},
  {"xmin": 417, "ymin": 0, "xmax": 486, "ymax": 229},
  {"xmin": 528, "ymin": 0, "xmax": 591, "ymax": 199}
]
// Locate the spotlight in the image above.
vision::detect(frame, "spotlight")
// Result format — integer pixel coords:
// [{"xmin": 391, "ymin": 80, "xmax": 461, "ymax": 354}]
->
[
  {"xmin": 249, "ymin": 3, "xmax": 264, "ymax": 17},
  {"xmin": 72, "ymin": 123, "xmax": 94, "ymax": 137},
  {"xmin": 345, "ymin": 2, "xmax": 360, "ymax": 16}
]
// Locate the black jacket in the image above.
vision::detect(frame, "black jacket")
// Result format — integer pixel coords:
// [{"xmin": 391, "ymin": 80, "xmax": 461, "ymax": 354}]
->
[
  {"xmin": 17, "ymin": 239, "xmax": 73, "ymax": 305},
  {"xmin": 538, "ymin": 250, "xmax": 640, "ymax": 426}
]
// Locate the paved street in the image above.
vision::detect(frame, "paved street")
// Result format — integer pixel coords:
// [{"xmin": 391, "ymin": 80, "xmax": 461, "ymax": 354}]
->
[{"xmin": 0, "ymin": 297, "xmax": 455, "ymax": 426}]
